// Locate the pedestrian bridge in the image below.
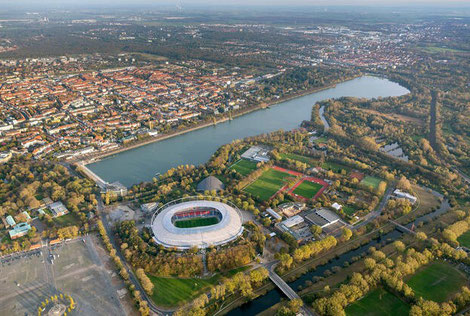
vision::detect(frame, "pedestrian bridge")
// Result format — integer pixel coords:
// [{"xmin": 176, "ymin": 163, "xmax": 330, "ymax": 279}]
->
[{"xmin": 268, "ymin": 264, "xmax": 316, "ymax": 316}]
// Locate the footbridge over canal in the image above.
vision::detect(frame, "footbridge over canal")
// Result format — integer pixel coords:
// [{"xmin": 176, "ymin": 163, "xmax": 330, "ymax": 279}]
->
[{"xmin": 267, "ymin": 262, "xmax": 317, "ymax": 316}]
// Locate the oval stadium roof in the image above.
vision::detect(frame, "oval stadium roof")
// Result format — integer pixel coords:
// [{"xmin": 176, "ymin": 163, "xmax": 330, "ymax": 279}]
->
[{"xmin": 151, "ymin": 200, "xmax": 243, "ymax": 250}]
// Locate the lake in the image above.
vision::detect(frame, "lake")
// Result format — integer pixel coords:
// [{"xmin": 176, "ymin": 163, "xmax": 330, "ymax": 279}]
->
[{"xmin": 87, "ymin": 76, "xmax": 409, "ymax": 187}]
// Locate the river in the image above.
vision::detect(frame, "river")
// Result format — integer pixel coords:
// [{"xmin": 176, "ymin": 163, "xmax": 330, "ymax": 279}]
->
[{"xmin": 87, "ymin": 76, "xmax": 409, "ymax": 187}]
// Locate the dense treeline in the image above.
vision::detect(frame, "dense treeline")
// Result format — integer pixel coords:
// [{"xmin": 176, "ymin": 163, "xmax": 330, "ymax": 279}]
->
[
  {"xmin": 174, "ymin": 267, "xmax": 270, "ymax": 316},
  {"xmin": 116, "ymin": 221, "xmax": 203, "ymax": 277}
]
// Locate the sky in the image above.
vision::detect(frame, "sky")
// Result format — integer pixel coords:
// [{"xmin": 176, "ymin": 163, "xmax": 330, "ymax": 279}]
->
[{"xmin": 3, "ymin": 0, "xmax": 470, "ymax": 6}]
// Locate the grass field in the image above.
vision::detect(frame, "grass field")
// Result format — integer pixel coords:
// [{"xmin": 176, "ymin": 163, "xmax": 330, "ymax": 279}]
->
[
  {"xmin": 229, "ymin": 159, "xmax": 258, "ymax": 176},
  {"xmin": 244, "ymin": 168, "xmax": 293, "ymax": 201},
  {"xmin": 343, "ymin": 205, "xmax": 359, "ymax": 216},
  {"xmin": 148, "ymin": 275, "xmax": 220, "ymax": 307},
  {"xmin": 345, "ymin": 288, "xmax": 410, "ymax": 316},
  {"xmin": 313, "ymin": 136, "xmax": 328, "ymax": 144},
  {"xmin": 53, "ymin": 212, "xmax": 80, "ymax": 227},
  {"xmin": 322, "ymin": 161, "xmax": 350, "ymax": 173},
  {"xmin": 360, "ymin": 176, "xmax": 383, "ymax": 190},
  {"xmin": 280, "ymin": 153, "xmax": 317, "ymax": 166},
  {"xmin": 406, "ymin": 262, "xmax": 466, "ymax": 302},
  {"xmin": 458, "ymin": 230, "xmax": 470, "ymax": 248},
  {"xmin": 292, "ymin": 180, "xmax": 324, "ymax": 199},
  {"xmin": 174, "ymin": 217, "xmax": 219, "ymax": 228}
]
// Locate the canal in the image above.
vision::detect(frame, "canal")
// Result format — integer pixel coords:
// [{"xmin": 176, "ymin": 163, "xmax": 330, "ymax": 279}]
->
[
  {"xmin": 87, "ymin": 76, "xmax": 409, "ymax": 187},
  {"xmin": 226, "ymin": 195, "xmax": 450, "ymax": 316}
]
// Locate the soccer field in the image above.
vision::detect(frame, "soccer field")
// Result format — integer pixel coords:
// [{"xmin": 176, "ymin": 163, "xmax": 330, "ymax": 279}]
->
[
  {"xmin": 229, "ymin": 159, "xmax": 258, "ymax": 176},
  {"xmin": 292, "ymin": 180, "xmax": 324, "ymax": 199},
  {"xmin": 148, "ymin": 275, "xmax": 219, "ymax": 307},
  {"xmin": 345, "ymin": 288, "xmax": 410, "ymax": 316},
  {"xmin": 406, "ymin": 261, "xmax": 466, "ymax": 302},
  {"xmin": 360, "ymin": 176, "xmax": 383, "ymax": 190},
  {"xmin": 244, "ymin": 168, "xmax": 293, "ymax": 201},
  {"xmin": 174, "ymin": 217, "xmax": 219, "ymax": 228}
]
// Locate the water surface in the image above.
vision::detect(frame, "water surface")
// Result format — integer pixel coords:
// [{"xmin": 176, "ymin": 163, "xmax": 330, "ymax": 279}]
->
[{"xmin": 88, "ymin": 76, "xmax": 409, "ymax": 186}]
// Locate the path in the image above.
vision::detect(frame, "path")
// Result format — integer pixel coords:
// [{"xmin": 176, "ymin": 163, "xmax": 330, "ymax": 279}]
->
[
  {"xmin": 388, "ymin": 219, "xmax": 416, "ymax": 235},
  {"xmin": 266, "ymin": 262, "xmax": 317, "ymax": 316}
]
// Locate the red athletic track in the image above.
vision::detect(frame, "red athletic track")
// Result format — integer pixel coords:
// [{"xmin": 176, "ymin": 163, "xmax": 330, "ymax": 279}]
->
[
  {"xmin": 269, "ymin": 166, "xmax": 328, "ymax": 201},
  {"xmin": 288, "ymin": 176, "xmax": 329, "ymax": 201}
]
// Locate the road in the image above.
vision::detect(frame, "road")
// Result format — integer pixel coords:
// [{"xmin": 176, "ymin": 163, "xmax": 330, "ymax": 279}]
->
[
  {"xmin": 96, "ymin": 197, "xmax": 168, "ymax": 315},
  {"xmin": 354, "ymin": 184, "xmax": 395, "ymax": 229},
  {"xmin": 318, "ymin": 105, "xmax": 330, "ymax": 132}
]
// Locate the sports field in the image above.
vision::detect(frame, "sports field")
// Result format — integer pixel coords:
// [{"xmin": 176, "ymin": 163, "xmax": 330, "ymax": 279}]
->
[
  {"xmin": 280, "ymin": 153, "xmax": 317, "ymax": 166},
  {"xmin": 457, "ymin": 230, "xmax": 470, "ymax": 248},
  {"xmin": 229, "ymin": 159, "xmax": 258, "ymax": 176},
  {"xmin": 360, "ymin": 176, "xmax": 383, "ymax": 190},
  {"xmin": 174, "ymin": 217, "xmax": 219, "ymax": 228},
  {"xmin": 345, "ymin": 288, "xmax": 410, "ymax": 316},
  {"xmin": 244, "ymin": 168, "xmax": 293, "ymax": 201},
  {"xmin": 292, "ymin": 180, "xmax": 324, "ymax": 199},
  {"xmin": 406, "ymin": 262, "xmax": 466, "ymax": 302},
  {"xmin": 148, "ymin": 275, "xmax": 219, "ymax": 307}
]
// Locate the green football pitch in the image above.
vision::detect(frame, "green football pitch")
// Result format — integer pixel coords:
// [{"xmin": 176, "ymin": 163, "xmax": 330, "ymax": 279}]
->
[
  {"xmin": 406, "ymin": 261, "xmax": 466, "ymax": 302},
  {"xmin": 173, "ymin": 217, "xmax": 219, "ymax": 228},
  {"xmin": 292, "ymin": 180, "xmax": 324, "ymax": 199},
  {"xmin": 244, "ymin": 168, "xmax": 293, "ymax": 201},
  {"xmin": 229, "ymin": 159, "xmax": 258, "ymax": 176},
  {"xmin": 345, "ymin": 287, "xmax": 410, "ymax": 316}
]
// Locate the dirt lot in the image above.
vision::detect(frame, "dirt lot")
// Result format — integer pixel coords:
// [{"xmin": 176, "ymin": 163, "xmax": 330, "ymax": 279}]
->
[{"xmin": 0, "ymin": 235, "xmax": 132, "ymax": 316}]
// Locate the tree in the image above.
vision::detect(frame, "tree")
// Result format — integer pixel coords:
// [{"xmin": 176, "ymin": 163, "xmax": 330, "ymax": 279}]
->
[
  {"xmin": 342, "ymin": 228, "xmax": 353, "ymax": 241},
  {"xmin": 364, "ymin": 258, "xmax": 376, "ymax": 270},
  {"xmin": 393, "ymin": 241, "xmax": 406, "ymax": 252},
  {"xmin": 136, "ymin": 268, "xmax": 154, "ymax": 295},
  {"xmin": 310, "ymin": 225, "xmax": 322, "ymax": 236},
  {"xmin": 397, "ymin": 176, "xmax": 412, "ymax": 192},
  {"xmin": 416, "ymin": 232, "xmax": 427, "ymax": 241}
]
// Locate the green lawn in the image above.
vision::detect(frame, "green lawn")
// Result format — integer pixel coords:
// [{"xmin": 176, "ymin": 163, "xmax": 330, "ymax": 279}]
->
[
  {"xmin": 148, "ymin": 275, "xmax": 219, "ymax": 307},
  {"xmin": 345, "ymin": 288, "xmax": 410, "ymax": 316},
  {"xmin": 406, "ymin": 262, "xmax": 466, "ymax": 302},
  {"xmin": 174, "ymin": 217, "xmax": 219, "ymax": 228},
  {"xmin": 229, "ymin": 159, "xmax": 258, "ymax": 176},
  {"xmin": 52, "ymin": 213, "xmax": 80, "ymax": 227},
  {"xmin": 360, "ymin": 176, "xmax": 383, "ymax": 190},
  {"xmin": 343, "ymin": 205, "xmax": 359, "ymax": 216},
  {"xmin": 457, "ymin": 230, "xmax": 470, "ymax": 248},
  {"xmin": 292, "ymin": 180, "xmax": 324, "ymax": 199},
  {"xmin": 280, "ymin": 153, "xmax": 317, "ymax": 166},
  {"xmin": 322, "ymin": 161, "xmax": 350, "ymax": 173},
  {"xmin": 244, "ymin": 168, "xmax": 293, "ymax": 201},
  {"xmin": 313, "ymin": 136, "xmax": 328, "ymax": 144}
]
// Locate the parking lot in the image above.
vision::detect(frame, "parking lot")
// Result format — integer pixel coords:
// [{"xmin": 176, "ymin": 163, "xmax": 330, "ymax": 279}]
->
[{"xmin": 0, "ymin": 237, "xmax": 126, "ymax": 316}]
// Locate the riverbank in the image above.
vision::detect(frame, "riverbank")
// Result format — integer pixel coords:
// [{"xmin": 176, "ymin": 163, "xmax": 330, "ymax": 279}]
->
[{"xmin": 77, "ymin": 75, "xmax": 360, "ymax": 165}]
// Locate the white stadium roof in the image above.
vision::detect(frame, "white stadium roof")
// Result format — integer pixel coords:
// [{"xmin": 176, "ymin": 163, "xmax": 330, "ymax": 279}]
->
[{"xmin": 151, "ymin": 200, "xmax": 243, "ymax": 250}]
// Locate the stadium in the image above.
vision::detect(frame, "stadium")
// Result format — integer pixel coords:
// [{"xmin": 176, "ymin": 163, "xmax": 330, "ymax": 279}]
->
[{"xmin": 150, "ymin": 198, "xmax": 244, "ymax": 250}]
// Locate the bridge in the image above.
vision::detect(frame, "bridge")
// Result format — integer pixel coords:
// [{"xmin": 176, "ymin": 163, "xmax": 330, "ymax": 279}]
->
[
  {"xmin": 389, "ymin": 220, "xmax": 416, "ymax": 235},
  {"xmin": 267, "ymin": 263, "xmax": 316, "ymax": 316},
  {"xmin": 76, "ymin": 162, "xmax": 108, "ymax": 189}
]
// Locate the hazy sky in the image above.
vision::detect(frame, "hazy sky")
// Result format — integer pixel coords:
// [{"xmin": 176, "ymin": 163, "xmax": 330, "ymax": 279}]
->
[{"xmin": 4, "ymin": 0, "xmax": 470, "ymax": 6}]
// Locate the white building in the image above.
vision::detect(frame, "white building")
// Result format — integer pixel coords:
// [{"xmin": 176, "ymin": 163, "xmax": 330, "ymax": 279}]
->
[{"xmin": 393, "ymin": 189, "xmax": 417, "ymax": 204}]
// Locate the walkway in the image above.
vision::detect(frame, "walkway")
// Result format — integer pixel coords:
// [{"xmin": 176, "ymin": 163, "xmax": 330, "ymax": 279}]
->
[
  {"xmin": 388, "ymin": 220, "xmax": 416, "ymax": 235},
  {"xmin": 267, "ymin": 262, "xmax": 316, "ymax": 316}
]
